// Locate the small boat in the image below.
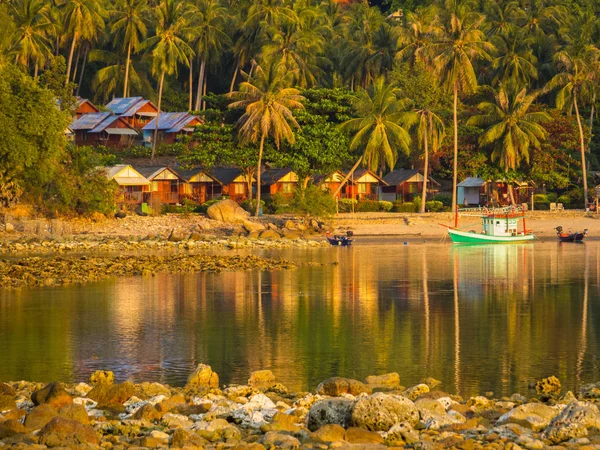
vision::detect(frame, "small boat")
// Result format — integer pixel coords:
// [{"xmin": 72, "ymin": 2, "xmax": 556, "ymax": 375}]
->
[
  {"xmin": 326, "ymin": 231, "xmax": 354, "ymax": 246},
  {"xmin": 555, "ymin": 226, "xmax": 587, "ymax": 242},
  {"xmin": 444, "ymin": 205, "xmax": 535, "ymax": 244}
]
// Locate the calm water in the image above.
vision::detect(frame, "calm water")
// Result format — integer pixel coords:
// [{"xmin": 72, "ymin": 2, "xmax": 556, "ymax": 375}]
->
[{"xmin": 1, "ymin": 241, "xmax": 600, "ymax": 397}]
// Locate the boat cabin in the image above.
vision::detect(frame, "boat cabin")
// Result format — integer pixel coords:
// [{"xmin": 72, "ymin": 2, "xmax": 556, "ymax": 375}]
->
[{"xmin": 482, "ymin": 216, "xmax": 520, "ymax": 237}]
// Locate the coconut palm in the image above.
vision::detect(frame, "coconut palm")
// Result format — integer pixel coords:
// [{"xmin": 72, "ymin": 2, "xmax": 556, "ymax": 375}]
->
[
  {"xmin": 467, "ymin": 83, "xmax": 550, "ymax": 203},
  {"xmin": 419, "ymin": 0, "xmax": 493, "ymax": 213},
  {"xmin": 141, "ymin": 0, "xmax": 194, "ymax": 159},
  {"xmin": 229, "ymin": 63, "xmax": 304, "ymax": 216},
  {"xmin": 109, "ymin": 0, "xmax": 148, "ymax": 98},
  {"xmin": 491, "ymin": 27, "xmax": 538, "ymax": 87},
  {"xmin": 414, "ymin": 108, "xmax": 445, "ymax": 213},
  {"xmin": 396, "ymin": 9, "xmax": 442, "ymax": 66},
  {"xmin": 484, "ymin": 0, "xmax": 523, "ymax": 37}
]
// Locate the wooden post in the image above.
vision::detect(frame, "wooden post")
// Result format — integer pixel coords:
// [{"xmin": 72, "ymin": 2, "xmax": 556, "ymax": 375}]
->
[{"xmin": 531, "ymin": 192, "xmax": 534, "ymax": 212}]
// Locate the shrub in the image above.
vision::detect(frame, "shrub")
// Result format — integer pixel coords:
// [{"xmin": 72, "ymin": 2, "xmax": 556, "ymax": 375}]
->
[
  {"xmin": 557, "ymin": 194, "xmax": 571, "ymax": 205},
  {"xmin": 425, "ymin": 200, "xmax": 444, "ymax": 212},
  {"xmin": 546, "ymin": 192, "xmax": 558, "ymax": 202},
  {"xmin": 413, "ymin": 195, "xmax": 422, "ymax": 212},
  {"xmin": 392, "ymin": 201, "xmax": 417, "ymax": 212},
  {"xmin": 273, "ymin": 185, "xmax": 336, "ymax": 217},
  {"xmin": 338, "ymin": 198, "xmax": 357, "ymax": 213},
  {"xmin": 241, "ymin": 198, "xmax": 265, "ymax": 213},
  {"xmin": 432, "ymin": 193, "xmax": 452, "ymax": 206},
  {"xmin": 198, "ymin": 198, "xmax": 223, "ymax": 213},
  {"xmin": 379, "ymin": 201, "xmax": 393, "ymax": 212},
  {"xmin": 534, "ymin": 193, "xmax": 549, "ymax": 202},
  {"xmin": 356, "ymin": 200, "xmax": 380, "ymax": 212}
]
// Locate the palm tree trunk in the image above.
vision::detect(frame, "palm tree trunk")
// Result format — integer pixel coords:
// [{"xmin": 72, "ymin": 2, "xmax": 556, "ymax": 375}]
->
[
  {"xmin": 72, "ymin": 44, "xmax": 81, "ymax": 86},
  {"xmin": 421, "ymin": 128, "xmax": 429, "ymax": 214},
  {"xmin": 65, "ymin": 36, "xmax": 78, "ymax": 85},
  {"xmin": 33, "ymin": 60, "xmax": 39, "ymax": 81},
  {"xmin": 152, "ymin": 71, "xmax": 165, "ymax": 160},
  {"xmin": 452, "ymin": 82, "xmax": 459, "ymax": 214},
  {"xmin": 574, "ymin": 94, "xmax": 589, "ymax": 210},
  {"xmin": 333, "ymin": 156, "xmax": 363, "ymax": 198},
  {"xmin": 508, "ymin": 183, "xmax": 516, "ymax": 206},
  {"xmin": 589, "ymin": 93, "xmax": 595, "ymax": 146},
  {"xmin": 124, "ymin": 42, "xmax": 132, "ymax": 98},
  {"xmin": 202, "ymin": 72, "xmax": 207, "ymax": 111},
  {"xmin": 229, "ymin": 59, "xmax": 240, "ymax": 94},
  {"xmin": 76, "ymin": 48, "xmax": 88, "ymax": 96},
  {"xmin": 255, "ymin": 135, "xmax": 265, "ymax": 217},
  {"xmin": 194, "ymin": 58, "xmax": 205, "ymax": 111},
  {"xmin": 188, "ymin": 58, "xmax": 193, "ymax": 111}
]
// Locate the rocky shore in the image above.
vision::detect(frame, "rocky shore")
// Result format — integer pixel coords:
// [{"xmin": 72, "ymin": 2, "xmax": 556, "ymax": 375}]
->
[{"xmin": 2, "ymin": 370, "xmax": 600, "ymax": 449}]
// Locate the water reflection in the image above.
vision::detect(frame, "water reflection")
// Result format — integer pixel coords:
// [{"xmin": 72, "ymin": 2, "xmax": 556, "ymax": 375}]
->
[{"xmin": 0, "ymin": 242, "xmax": 599, "ymax": 396}]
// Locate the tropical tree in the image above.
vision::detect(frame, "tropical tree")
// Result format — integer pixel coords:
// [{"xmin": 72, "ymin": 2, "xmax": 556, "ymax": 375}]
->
[
  {"xmin": 491, "ymin": 27, "xmax": 537, "ymax": 87},
  {"xmin": 141, "ymin": 0, "xmax": 194, "ymax": 158},
  {"xmin": 414, "ymin": 108, "xmax": 445, "ymax": 212},
  {"xmin": 109, "ymin": 0, "xmax": 148, "ymax": 98},
  {"xmin": 467, "ymin": 83, "xmax": 550, "ymax": 203},
  {"xmin": 229, "ymin": 63, "xmax": 304, "ymax": 216}
]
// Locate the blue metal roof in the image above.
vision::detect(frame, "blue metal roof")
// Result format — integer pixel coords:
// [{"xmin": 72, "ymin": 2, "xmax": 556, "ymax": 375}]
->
[
  {"xmin": 70, "ymin": 112, "xmax": 113, "ymax": 131},
  {"xmin": 106, "ymin": 97, "xmax": 145, "ymax": 116},
  {"xmin": 458, "ymin": 177, "xmax": 486, "ymax": 188},
  {"xmin": 143, "ymin": 112, "xmax": 198, "ymax": 133}
]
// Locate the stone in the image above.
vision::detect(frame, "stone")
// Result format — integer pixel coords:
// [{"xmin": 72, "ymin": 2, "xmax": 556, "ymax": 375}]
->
[
  {"xmin": 0, "ymin": 420, "xmax": 26, "ymax": 439},
  {"xmin": 243, "ymin": 220, "xmax": 266, "ymax": 233},
  {"xmin": 310, "ymin": 424, "xmax": 346, "ymax": 443},
  {"xmin": 0, "ymin": 395, "xmax": 16, "ymax": 412},
  {"xmin": 535, "ymin": 376, "xmax": 561, "ymax": 397},
  {"xmin": 261, "ymin": 412, "xmax": 300, "ymax": 433},
  {"xmin": 248, "ymin": 231, "xmax": 261, "ymax": 239},
  {"xmin": 232, "ymin": 393, "xmax": 278, "ymax": 428},
  {"xmin": 132, "ymin": 403, "xmax": 162, "ymax": 421},
  {"xmin": 365, "ymin": 373, "xmax": 400, "ymax": 388},
  {"xmin": 316, "ymin": 377, "xmax": 372, "ymax": 397},
  {"xmin": 351, "ymin": 393, "xmax": 419, "ymax": 431},
  {"xmin": 168, "ymin": 229, "xmax": 187, "ymax": 242},
  {"xmin": 0, "ymin": 384, "xmax": 15, "ymax": 397},
  {"xmin": 497, "ymin": 403, "xmax": 560, "ymax": 432},
  {"xmin": 467, "ymin": 396, "xmax": 495, "ymax": 411},
  {"xmin": 38, "ymin": 416, "xmax": 99, "ymax": 447},
  {"xmin": 134, "ymin": 381, "xmax": 171, "ymax": 398},
  {"xmin": 284, "ymin": 220, "xmax": 297, "ymax": 230},
  {"xmin": 579, "ymin": 382, "xmax": 600, "ymax": 400},
  {"xmin": 515, "ymin": 435, "xmax": 545, "ymax": 450},
  {"xmin": 281, "ymin": 229, "xmax": 301, "ymax": 239},
  {"xmin": 87, "ymin": 381, "xmax": 134, "ymax": 406},
  {"xmin": 161, "ymin": 413, "xmax": 193, "ymax": 428},
  {"xmin": 149, "ymin": 430, "xmax": 169, "ymax": 445},
  {"xmin": 4, "ymin": 223, "xmax": 14, "ymax": 233},
  {"xmin": 542, "ymin": 400, "xmax": 600, "ymax": 444},
  {"xmin": 249, "ymin": 370, "xmax": 276, "ymax": 390},
  {"xmin": 403, "ymin": 384, "xmax": 430, "ymax": 400},
  {"xmin": 58, "ymin": 404, "xmax": 90, "ymax": 425},
  {"xmin": 207, "ymin": 199, "xmax": 250, "ymax": 224},
  {"xmin": 187, "ymin": 364, "xmax": 219, "ymax": 388},
  {"xmin": 24, "ymin": 404, "xmax": 59, "ymax": 430},
  {"xmin": 383, "ymin": 422, "xmax": 419, "ymax": 445},
  {"xmin": 415, "ymin": 398, "xmax": 466, "ymax": 430},
  {"xmin": 89, "ymin": 370, "xmax": 115, "ymax": 386},
  {"xmin": 307, "ymin": 398, "xmax": 355, "ymax": 431},
  {"xmin": 259, "ymin": 229, "xmax": 281, "ymax": 240},
  {"xmin": 420, "ymin": 377, "xmax": 442, "ymax": 389},
  {"xmin": 345, "ymin": 427, "xmax": 384, "ymax": 444},
  {"xmin": 171, "ymin": 428, "xmax": 207, "ymax": 448},
  {"xmin": 31, "ymin": 383, "xmax": 73, "ymax": 409},
  {"xmin": 261, "ymin": 431, "xmax": 301, "ymax": 449}
]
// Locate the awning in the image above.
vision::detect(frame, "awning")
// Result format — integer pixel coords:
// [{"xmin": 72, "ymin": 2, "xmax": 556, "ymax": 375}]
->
[
  {"xmin": 136, "ymin": 112, "xmax": 157, "ymax": 117},
  {"xmin": 182, "ymin": 127, "xmax": 195, "ymax": 132},
  {"xmin": 105, "ymin": 128, "xmax": 138, "ymax": 136},
  {"xmin": 113, "ymin": 176, "xmax": 150, "ymax": 186}
]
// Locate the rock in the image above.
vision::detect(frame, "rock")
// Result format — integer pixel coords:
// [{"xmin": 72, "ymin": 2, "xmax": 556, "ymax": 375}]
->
[
  {"xmin": 162, "ymin": 413, "xmax": 193, "ymax": 428},
  {"xmin": 403, "ymin": 383, "xmax": 430, "ymax": 400},
  {"xmin": 24, "ymin": 404, "xmax": 58, "ymax": 430},
  {"xmin": 133, "ymin": 403, "xmax": 162, "ymax": 421},
  {"xmin": 415, "ymin": 398, "xmax": 466, "ymax": 430},
  {"xmin": 249, "ymin": 370, "xmax": 276, "ymax": 390},
  {"xmin": 365, "ymin": 373, "xmax": 400, "ymax": 389},
  {"xmin": 247, "ymin": 231, "xmax": 261, "ymax": 239},
  {"xmin": 261, "ymin": 431, "xmax": 301, "ymax": 449},
  {"xmin": 4, "ymin": 223, "xmax": 14, "ymax": 233},
  {"xmin": 207, "ymin": 199, "xmax": 250, "ymax": 224},
  {"xmin": 535, "ymin": 376, "xmax": 561, "ymax": 397},
  {"xmin": 31, "ymin": 382, "xmax": 73, "ymax": 408},
  {"xmin": 172, "ymin": 428, "xmax": 207, "ymax": 448},
  {"xmin": 345, "ymin": 427, "xmax": 384, "ymax": 444},
  {"xmin": 38, "ymin": 416, "xmax": 99, "ymax": 447},
  {"xmin": 243, "ymin": 220, "xmax": 266, "ymax": 233},
  {"xmin": 307, "ymin": 398, "xmax": 354, "ymax": 431},
  {"xmin": 420, "ymin": 377, "xmax": 442, "ymax": 389},
  {"xmin": 187, "ymin": 363, "xmax": 220, "ymax": 388},
  {"xmin": 311, "ymin": 424, "xmax": 346, "ymax": 443},
  {"xmin": 351, "ymin": 393, "xmax": 419, "ymax": 431},
  {"xmin": 281, "ymin": 229, "xmax": 301, "ymax": 239},
  {"xmin": 259, "ymin": 229, "xmax": 281, "ymax": 240},
  {"xmin": 542, "ymin": 400, "xmax": 600, "ymax": 444},
  {"xmin": 467, "ymin": 396, "xmax": 495, "ymax": 411},
  {"xmin": 383, "ymin": 422, "xmax": 419, "ymax": 445},
  {"xmin": 0, "ymin": 395, "xmax": 16, "ymax": 412},
  {"xmin": 134, "ymin": 381, "xmax": 171, "ymax": 398},
  {"xmin": 86, "ymin": 381, "xmax": 134, "ymax": 406},
  {"xmin": 168, "ymin": 228, "xmax": 187, "ymax": 242},
  {"xmin": 0, "ymin": 383, "xmax": 16, "ymax": 397},
  {"xmin": 497, "ymin": 403, "xmax": 560, "ymax": 431},
  {"xmin": 316, "ymin": 377, "xmax": 372, "ymax": 397},
  {"xmin": 284, "ymin": 220, "xmax": 297, "ymax": 230},
  {"xmin": 232, "ymin": 393, "xmax": 278, "ymax": 428},
  {"xmin": 89, "ymin": 370, "xmax": 114, "ymax": 386},
  {"xmin": 149, "ymin": 429, "xmax": 170, "ymax": 445},
  {"xmin": 261, "ymin": 412, "xmax": 300, "ymax": 433},
  {"xmin": 579, "ymin": 382, "xmax": 600, "ymax": 399},
  {"xmin": 58, "ymin": 404, "xmax": 90, "ymax": 425},
  {"xmin": 0, "ymin": 419, "xmax": 26, "ymax": 439},
  {"xmin": 516, "ymin": 435, "xmax": 545, "ymax": 449}
]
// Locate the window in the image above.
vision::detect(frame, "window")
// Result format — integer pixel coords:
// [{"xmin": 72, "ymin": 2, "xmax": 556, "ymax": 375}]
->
[
  {"xmin": 282, "ymin": 183, "xmax": 294, "ymax": 193},
  {"xmin": 233, "ymin": 183, "xmax": 245, "ymax": 194},
  {"xmin": 358, "ymin": 183, "xmax": 367, "ymax": 194}
]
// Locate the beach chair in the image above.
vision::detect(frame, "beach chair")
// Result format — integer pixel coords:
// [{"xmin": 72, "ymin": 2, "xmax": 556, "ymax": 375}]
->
[
  {"xmin": 550, "ymin": 202, "xmax": 557, "ymax": 211},
  {"xmin": 557, "ymin": 203, "xmax": 564, "ymax": 211}
]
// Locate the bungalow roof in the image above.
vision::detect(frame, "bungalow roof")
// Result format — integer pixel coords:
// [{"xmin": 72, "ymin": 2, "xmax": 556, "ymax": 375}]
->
[
  {"xmin": 349, "ymin": 168, "xmax": 388, "ymax": 185},
  {"xmin": 105, "ymin": 165, "xmax": 150, "ymax": 185},
  {"xmin": 134, "ymin": 166, "xmax": 184, "ymax": 181},
  {"xmin": 176, "ymin": 168, "xmax": 218, "ymax": 183},
  {"xmin": 313, "ymin": 170, "xmax": 354, "ymax": 185},
  {"xmin": 70, "ymin": 112, "xmax": 138, "ymax": 135},
  {"xmin": 383, "ymin": 169, "xmax": 440, "ymax": 186},
  {"xmin": 261, "ymin": 168, "xmax": 298, "ymax": 185},
  {"xmin": 106, "ymin": 97, "xmax": 158, "ymax": 117},
  {"xmin": 210, "ymin": 168, "xmax": 254, "ymax": 185},
  {"xmin": 458, "ymin": 177, "xmax": 486, "ymax": 188},
  {"xmin": 142, "ymin": 112, "xmax": 199, "ymax": 133},
  {"xmin": 75, "ymin": 97, "xmax": 99, "ymax": 112}
]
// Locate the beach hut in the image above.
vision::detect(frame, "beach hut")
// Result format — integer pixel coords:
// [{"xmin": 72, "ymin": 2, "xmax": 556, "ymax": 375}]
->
[
  {"xmin": 105, "ymin": 97, "xmax": 159, "ymax": 130},
  {"xmin": 458, "ymin": 177, "xmax": 534, "ymax": 206},
  {"xmin": 176, "ymin": 168, "xmax": 221, "ymax": 203},
  {"xmin": 134, "ymin": 166, "xmax": 186, "ymax": 204},
  {"xmin": 342, "ymin": 169, "xmax": 387, "ymax": 200},
  {"xmin": 210, "ymin": 168, "xmax": 255, "ymax": 203},
  {"xmin": 70, "ymin": 112, "xmax": 138, "ymax": 148},
  {"xmin": 457, "ymin": 177, "xmax": 486, "ymax": 206},
  {"xmin": 381, "ymin": 169, "xmax": 440, "ymax": 202},
  {"xmin": 314, "ymin": 171, "xmax": 352, "ymax": 198},
  {"xmin": 74, "ymin": 98, "xmax": 100, "ymax": 118},
  {"xmin": 260, "ymin": 168, "xmax": 299, "ymax": 198},
  {"xmin": 105, "ymin": 165, "xmax": 150, "ymax": 204},
  {"xmin": 142, "ymin": 112, "xmax": 201, "ymax": 145}
]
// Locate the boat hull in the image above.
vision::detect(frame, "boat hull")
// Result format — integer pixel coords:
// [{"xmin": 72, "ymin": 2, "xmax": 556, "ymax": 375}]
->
[
  {"xmin": 558, "ymin": 233, "xmax": 585, "ymax": 242},
  {"xmin": 448, "ymin": 228, "xmax": 535, "ymax": 244}
]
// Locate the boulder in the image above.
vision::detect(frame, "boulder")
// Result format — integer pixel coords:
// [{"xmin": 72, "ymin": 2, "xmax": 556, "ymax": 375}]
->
[
  {"xmin": 58, "ymin": 404, "xmax": 90, "ymax": 425},
  {"xmin": 133, "ymin": 403, "xmax": 163, "ymax": 421},
  {"xmin": 259, "ymin": 229, "xmax": 281, "ymax": 240},
  {"xmin": 31, "ymin": 382, "xmax": 73, "ymax": 408},
  {"xmin": 207, "ymin": 199, "xmax": 250, "ymax": 224},
  {"xmin": 284, "ymin": 220, "xmax": 297, "ymax": 230},
  {"xmin": 172, "ymin": 428, "xmax": 208, "ymax": 448},
  {"xmin": 168, "ymin": 228, "xmax": 187, "ymax": 242},
  {"xmin": 497, "ymin": 403, "xmax": 560, "ymax": 432},
  {"xmin": 86, "ymin": 381, "xmax": 134, "ymax": 406},
  {"xmin": 420, "ymin": 377, "xmax": 442, "ymax": 389},
  {"xmin": 281, "ymin": 229, "xmax": 302, "ymax": 239},
  {"xmin": 307, "ymin": 398, "xmax": 355, "ymax": 431},
  {"xmin": 4, "ymin": 222, "xmax": 15, "ymax": 233},
  {"xmin": 535, "ymin": 375, "xmax": 561, "ymax": 397},
  {"xmin": 542, "ymin": 400, "xmax": 600, "ymax": 444},
  {"xmin": 243, "ymin": 220, "xmax": 266, "ymax": 233},
  {"xmin": 383, "ymin": 422, "xmax": 419, "ymax": 445},
  {"xmin": 579, "ymin": 382, "xmax": 600, "ymax": 399},
  {"xmin": 261, "ymin": 412, "xmax": 301, "ymax": 433},
  {"xmin": 247, "ymin": 231, "xmax": 261, "ymax": 239},
  {"xmin": 161, "ymin": 413, "xmax": 193, "ymax": 428},
  {"xmin": 134, "ymin": 381, "xmax": 171, "ymax": 398},
  {"xmin": 89, "ymin": 370, "xmax": 114, "ymax": 386},
  {"xmin": 351, "ymin": 393, "xmax": 419, "ymax": 431},
  {"xmin": 24, "ymin": 404, "xmax": 58, "ymax": 430},
  {"xmin": 365, "ymin": 373, "xmax": 400, "ymax": 389},
  {"xmin": 403, "ymin": 383, "xmax": 430, "ymax": 400},
  {"xmin": 249, "ymin": 370, "xmax": 276, "ymax": 390},
  {"xmin": 310, "ymin": 424, "xmax": 346, "ymax": 443},
  {"xmin": 415, "ymin": 398, "xmax": 466, "ymax": 430},
  {"xmin": 0, "ymin": 419, "xmax": 26, "ymax": 439},
  {"xmin": 316, "ymin": 377, "xmax": 372, "ymax": 397},
  {"xmin": 345, "ymin": 427, "xmax": 384, "ymax": 444},
  {"xmin": 187, "ymin": 363, "xmax": 219, "ymax": 388},
  {"xmin": 0, "ymin": 395, "xmax": 16, "ymax": 412},
  {"xmin": 0, "ymin": 383, "xmax": 16, "ymax": 396},
  {"xmin": 38, "ymin": 416, "xmax": 99, "ymax": 447},
  {"xmin": 261, "ymin": 431, "xmax": 301, "ymax": 449}
]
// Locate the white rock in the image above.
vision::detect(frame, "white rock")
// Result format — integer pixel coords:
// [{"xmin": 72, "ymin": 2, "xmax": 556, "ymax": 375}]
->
[
  {"xmin": 149, "ymin": 395, "xmax": 168, "ymax": 405},
  {"xmin": 437, "ymin": 397, "xmax": 459, "ymax": 410},
  {"xmin": 150, "ymin": 430, "xmax": 169, "ymax": 444},
  {"xmin": 73, "ymin": 397, "xmax": 98, "ymax": 410},
  {"xmin": 72, "ymin": 383, "xmax": 93, "ymax": 396}
]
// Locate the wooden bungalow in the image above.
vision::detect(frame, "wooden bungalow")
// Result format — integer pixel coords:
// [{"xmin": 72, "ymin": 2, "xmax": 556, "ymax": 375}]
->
[
  {"xmin": 70, "ymin": 112, "xmax": 138, "ymax": 148},
  {"xmin": 105, "ymin": 165, "xmax": 150, "ymax": 204},
  {"xmin": 106, "ymin": 97, "xmax": 158, "ymax": 130},
  {"xmin": 134, "ymin": 166, "xmax": 186, "ymax": 204},
  {"xmin": 458, "ymin": 177, "xmax": 534, "ymax": 206},
  {"xmin": 381, "ymin": 169, "xmax": 440, "ymax": 202},
  {"xmin": 314, "ymin": 171, "xmax": 353, "ymax": 199},
  {"xmin": 177, "ymin": 168, "xmax": 221, "ymax": 204},
  {"xmin": 210, "ymin": 168, "xmax": 255, "ymax": 203},
  {"xmin": 74, "ymin": 98, "xmax": 100, "ymax": 118},
  {"xmin": 260, "ymin": 168, "xmax": 299, "ymax": 198},
  {"xmin": 142, "ymin": 113, "xmax": 201, "ymax": 145},
  {"xmin": 342, "ymin": 169, "xmax": 387, "ymax": 200}
]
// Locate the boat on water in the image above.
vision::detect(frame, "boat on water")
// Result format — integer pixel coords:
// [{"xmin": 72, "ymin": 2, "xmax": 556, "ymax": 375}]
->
[
  {"xmin": 326, "ymin": 231, "xmax": 354, "ymax": 246},
  {"xmin": 555, "ymin": 226, "xmax": 587, "ymax": 242},
  {"xmin": 445, "ymin": 205, "xmax": 535, "ymax": 244}
]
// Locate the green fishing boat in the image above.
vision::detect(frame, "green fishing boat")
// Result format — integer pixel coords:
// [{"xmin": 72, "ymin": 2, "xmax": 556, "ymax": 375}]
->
[{"xmin": 445, "ymin": 206, "xmax": 535, "ymax": 244}]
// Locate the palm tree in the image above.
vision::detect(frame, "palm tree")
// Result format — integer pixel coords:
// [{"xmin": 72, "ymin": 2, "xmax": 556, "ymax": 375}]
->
[
  {"xmin": 419, "ymin": 0, "xmax": 493, "ymax": 213},
  {"xmin": 467, "ymin": 83, "xmax": 550, "ymax": 204},
  {"xmin": 141, "ymin": 0, "xmax": 194, "ymax": 159},
  {"xmin": 109, "ymin": 0, "xmax": 148, "ymax": 98},
  {"xmin": 396, "ymin": 9, "xmax": 442, "ymax": 66},
  {"xmin": 414, "ymin": 108, "xmax": 445, "ymax": 213},
  {"xmin": 336, "ymin": 77, "xmax": 414, "ymax": 197},
  {"xmin": 229, "ymin": 63, "xmax": 304, "ymax": 216},
  {"xmin": 491, "ymin": 27, "xmax": 538, "ymax": 87}
]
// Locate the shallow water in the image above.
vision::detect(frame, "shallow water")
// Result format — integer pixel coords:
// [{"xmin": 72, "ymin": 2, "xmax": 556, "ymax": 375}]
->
[{"xmin": 1, "ymin": 241, "xmax": 599, "ymax": 397}]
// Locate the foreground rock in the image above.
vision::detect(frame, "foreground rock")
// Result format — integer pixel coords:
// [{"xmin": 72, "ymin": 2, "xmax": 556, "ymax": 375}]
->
[
  {"xmin": 207, "ymin": 199, "xmax": 250, "ymax": 224},
  {"xmin": 351, "ymin": 393, "xmax": 419, "ymax": 431},
  {"xmin": 316, "ymin": 377, "xmax": 372, "ymax": 396}
]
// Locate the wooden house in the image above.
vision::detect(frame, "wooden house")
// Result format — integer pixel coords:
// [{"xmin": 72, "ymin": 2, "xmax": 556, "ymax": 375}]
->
[
  {"xmin": 314, "ymin": 171, "xmax": 353, "ymax": 199},
  {"xmin": 70, "ymin": 112, "xmax": 138, "ymax": 148},
  {"xmin": 210, "ymin": 168, "xmax": 255, "ymax": 203},
  {"xmin": 381, "ymin": 169, "xmax": 440, "ymax": 202},
  {"xmin": 74, "ymin": 98, "xmax": 100, "ymax": 118},
  {"xmin": 177, "ymin": 168, "xmax": 221, "ymax": 204},
  {"xmin": 105, "ymin": 97, "xmax": 158, "ymax": 130},
  {"xmin": 458, "ymin": 177, "xmax": 534, "ymax": 206},
  {"xmin": 342, "ymin": 169, "xmax": 387, "ymax": 200},
  {"xmin": 134, "ymin": 166, "xmax": 186, "ymax": 204},
  {"xmin": 105, "ymin": 165, "xmax": 150, "ymax": 204},
  {"xmin": 142, "ymin": 112, "xmax": 201, "ymax": 145},
  {"xmin": 260, "ymin": 168, "xmax": 298, "ymax": 198}
]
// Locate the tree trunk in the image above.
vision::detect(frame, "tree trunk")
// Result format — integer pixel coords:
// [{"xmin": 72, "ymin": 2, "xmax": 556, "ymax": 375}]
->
[
  {"xmin": 507, "ymin": 183, "xmax": 516, "ymax": 206},
  {"xmin": 72, "ymin": 44, "xmax": 81, "ymax": 86},
  {"xmin": 33, "ymin": 60, "xmax": 39, "ymax": 80},
  {"xmin": 574, "ymin": 94, "xmax": 589, "ymax": 211},
  {"xmin": 589, "ymin": 92, "xmax": 595, "ymax": 146},
  {"xmin": 188, "ymin": 58, "xmax": 193, "ymax": 110},
  {"xmin": 302, "ymin": 176, "xmax": 310, "ymax": 189},
  {"xmin": 124, "ymin": 42, "xmax": 132, "ymax": 98},
  {"xmin": 202, "ymin": 71, "xmax": 207, "ymax": 110},
  {"xmin": 229, "ymin": 59, "xmax": 240, "ymax": 94},
  {"xmin": 76, "ymin": 48, "xmax": 88, "ymax": 96},
  {"xmin": 452, "ymin": 82, "xmax": 459, "ymax": 214},
  {"xmin": 420, "ymin": 126, "xmax": 429, "ymax": 214},
  {"xmin": 255, "ymin": 135, "xmax": 265, "ymax": 217},
  {"xmin": 333, "ymin": 156, "xmax": 363, "ymax": 198},
  {"xmin": 194, "ymin": 58, "xmax": 205, "ymax": 111},
  {"xmin": 65, "ymin": 36, "xmax": 78, "ymax": 85},
  {"xmin": 152, "ymin": 71, "xmax": 165, "ymax": 160}
]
